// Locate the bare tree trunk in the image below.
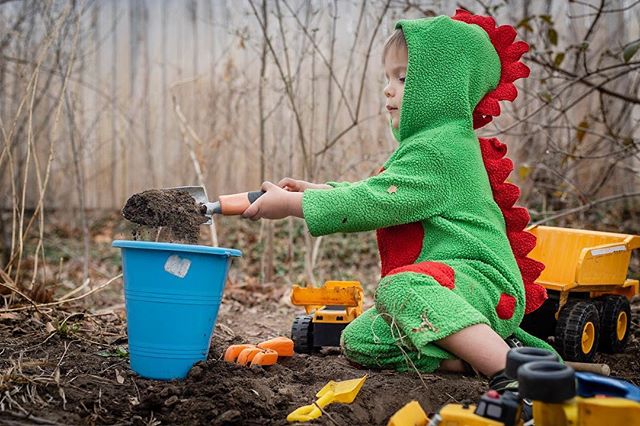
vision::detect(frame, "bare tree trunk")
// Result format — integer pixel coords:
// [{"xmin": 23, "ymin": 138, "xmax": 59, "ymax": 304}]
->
[
  {"xmin": 110, "ymin": 0, "xmax": 118, "ymax": 207},
  {"xmin": 257, "ymin": 0, "xmax": 274, "ymax": 284},
  {"xmin": 141, "ymin": 0, "xmax": 156, "ymax": 187},
  {"xmin": 64, "ymin": 92, "xmax": 90, "ymax": 284},
  {"xmin": 161, "ymin": 0, "xmax": 169, "ymax": 187}
]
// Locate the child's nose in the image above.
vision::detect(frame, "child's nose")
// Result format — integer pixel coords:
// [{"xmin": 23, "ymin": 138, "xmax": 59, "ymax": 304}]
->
[{"xmin": 384, "ymin": 84, "xmax": 393, "ymax": 98}]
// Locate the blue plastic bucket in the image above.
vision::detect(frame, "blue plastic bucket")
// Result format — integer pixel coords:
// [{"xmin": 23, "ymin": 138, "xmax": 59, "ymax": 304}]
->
[{"xmin": 112, "ymin": 240, "xmax": 241, "ymax": 380}]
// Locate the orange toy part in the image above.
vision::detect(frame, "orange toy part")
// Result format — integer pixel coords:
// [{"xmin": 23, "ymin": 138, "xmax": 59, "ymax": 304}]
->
[
  {"xmin": 257, "ymin": 336, "xmax": 294, "ymax": 357},
  {"xmin": 237, "ymin": 347, "xmax": 263, "ymax": 365},
  {"xmin": 250, "ymin": 349, "xmax": 279, "ymax": 367},
  {"xmin": 224, "ymin": 344, "xmax": 255, "ymax": 363},
  {"xmin": 224, "ymin": 336, "xmax": 293, "ymax": 367}
]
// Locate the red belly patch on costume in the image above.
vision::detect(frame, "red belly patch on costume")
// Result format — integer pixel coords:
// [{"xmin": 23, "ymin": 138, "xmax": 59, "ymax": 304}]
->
[
  {"xmin": 386, "ymin": 261, "xmax": 455, "ymax": 290},
  {"xmin": 496, "ymin": 293, "xmax": 516, "ymax": 320},
  {"xmin": 377, "ymin": 222, "xmax": 424, "ymax": 277}
]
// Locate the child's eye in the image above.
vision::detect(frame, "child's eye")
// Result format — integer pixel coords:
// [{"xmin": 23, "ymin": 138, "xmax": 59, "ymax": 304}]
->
[{"xmin": 399, "ymin": 76, "xmax": 405, "ymax": 83}]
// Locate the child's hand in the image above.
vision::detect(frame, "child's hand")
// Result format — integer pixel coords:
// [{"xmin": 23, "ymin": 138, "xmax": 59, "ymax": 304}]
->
[
  {"xmin": 242, "ymin": 181, "xmax": 303, "ymax": 220},
  {"xmin": 278, "ymin": 177, "xmax": 331, "ymax": 192}
]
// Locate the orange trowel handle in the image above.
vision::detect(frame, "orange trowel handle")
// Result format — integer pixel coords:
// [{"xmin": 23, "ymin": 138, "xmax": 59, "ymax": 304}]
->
[{"xmin": 218, "ymin": 190, "xmax": 265, "ymax": 215}]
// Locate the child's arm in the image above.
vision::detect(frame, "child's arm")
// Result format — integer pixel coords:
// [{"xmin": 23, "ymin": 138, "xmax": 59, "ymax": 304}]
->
[
  {"xmin": 302, "ymin": 138, "xmax": 454, "ymax": 236},
  {"xmin": 242, "ymin": 178, "xmax": 351, "ymax": 220},
  {"xmin": 278, "ymin": 178, "xmax": 332, "ymax": 192}
]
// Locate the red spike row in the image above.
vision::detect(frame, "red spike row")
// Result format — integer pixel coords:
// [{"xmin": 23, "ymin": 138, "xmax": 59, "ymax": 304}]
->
[
  {"xmin": 502, "ymin": 207, "xmax": 531, "ymax": 231},
  {"xmin": 484, "ymin": 157, "xmax": 514, "ymax": 186},
  {"xmin": 491, "ymin": 83, "xmax": 518, "ymax": 102},
  {"xmin": 492, "ymin": 25, "xmax": 517, "ymax": 48},
  {"xmin": 476, "ymin": 97, "xmax": 501, "ymax": 116},
  {"xmin": 452, "ymin": 9, "xmax": 495, "ymax": 32},
  {"xmin": 503, "ymin": 41, "xmax": 529, "ymax": 64},
  {"xmin": 507, "ymin": 231, "xmax": 537, "ymax": 257},
  {"xmin": 502, "ymin": 62, "xmax": 530, "ymax": 83},
  {"xmin": 493, "ymin": 182, "xmax": 520, "ymax": 209},
  {"xmin": 524, "ymin": 281, "xmax": 548, "ymax": 314},
  {"xmin": 479, "ymin": 137, "xmax": 507, "ymax": 158},
  {"xmin": 517, "ymin": 257, "xmax": 546, "ymax": 282},
  {"xmin": 474, "ymin": 115, "xmax": 493, "ymax": 129}
]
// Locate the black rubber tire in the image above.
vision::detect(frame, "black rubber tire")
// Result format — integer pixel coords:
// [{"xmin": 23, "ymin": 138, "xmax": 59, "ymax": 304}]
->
[
  {"xmin": 518, "ymin": 361, "xmax": 576, "ymax": 403},
  {"xmin": 505, "ymin": 347, "xmax": 560, "ymax": 379},
  {"xmin": 291, "ymin": 315, "xmax": 314, "ymax": 353},
  {"xmin": 555, "ymin": 301, "xmax": 600, "ymax": 362},
  {"xmin": 597, "ymin": 295, "xmax": 631, "ymax": 353}
]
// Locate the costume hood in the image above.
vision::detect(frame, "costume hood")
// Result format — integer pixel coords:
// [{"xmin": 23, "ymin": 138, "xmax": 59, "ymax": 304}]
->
[{"xmin": 394, "ymin": 16, "xmax": 500, "ymax": 141}]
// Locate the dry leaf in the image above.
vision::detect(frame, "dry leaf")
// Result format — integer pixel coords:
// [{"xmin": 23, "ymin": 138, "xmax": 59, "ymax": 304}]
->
[
  {"xmin": 45, "ymin": 322, "xmax": 56, "ymax": 334},
  {"xmin": 0, "ymin": 313, "xmax": 19, "ymax": 320},
  {"xmin": 115, "ymin": 369, "xmax": 125, "ymax": 384},
  {"xmin": 387, "ymin": 185, "xmax": 398, "ymax": 194},
  {"xmin": 54, "ymin": 367, "xmax": 61, "ymax": 384},
  {"xmin": 518, "ymin": 165, "xmax": 531, "ymax": 180},
  {"xmin": 128, "ymin": 396, "xmax": 140, "ymax": 406}
]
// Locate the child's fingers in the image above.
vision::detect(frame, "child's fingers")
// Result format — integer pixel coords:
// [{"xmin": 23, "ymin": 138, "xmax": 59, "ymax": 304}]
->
[
  {"xmin": 261, "ymin": 181, "xmax": 278, "ymax": 192},
  {"xmin": 242, "ymin": 200, "xmax": 261, "ymax": 219},
  {"xmin": 278, "ymin": 178, "xmax": 297, "ymax": 191},
  {"xmin": 277, "ymin": 178, "xmax": 291, "ymax": 187}
]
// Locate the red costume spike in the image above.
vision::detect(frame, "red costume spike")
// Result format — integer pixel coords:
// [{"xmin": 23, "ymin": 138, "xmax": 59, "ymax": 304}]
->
[{"xmin": 453, "ymin": 9, "xmax": 546, "ymax": 314}]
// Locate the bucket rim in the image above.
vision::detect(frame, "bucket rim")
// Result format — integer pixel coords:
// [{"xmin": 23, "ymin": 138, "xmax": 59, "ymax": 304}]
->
[{"xmin": 112, "ymin": 240, "xmax": 242, "ymax": 257}]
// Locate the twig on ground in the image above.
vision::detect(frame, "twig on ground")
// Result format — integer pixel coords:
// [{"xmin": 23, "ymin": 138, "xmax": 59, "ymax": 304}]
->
[
  {"xmin": 0, "ymin": 274, "xmax": 122, "ymax": 313},
  {"xmin": 0, "ymin": 409, "xmax": 63, "ymax": 425},
  {"xmin": 314, "ymin": 402, "xmax": 341, "ymax": 426},
  {"xmin": 58, "ymin": 278, "xmax": 90, "ymax": 301},
  {"xmin": 0, "ymin": 269, "xmax": 51, "ymax": 319}
]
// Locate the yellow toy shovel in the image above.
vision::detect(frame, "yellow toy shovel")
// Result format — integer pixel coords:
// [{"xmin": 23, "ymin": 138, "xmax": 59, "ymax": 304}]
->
[{"xmin": 287, "ymin": 375, "xmax": 367, "ymax": 423}]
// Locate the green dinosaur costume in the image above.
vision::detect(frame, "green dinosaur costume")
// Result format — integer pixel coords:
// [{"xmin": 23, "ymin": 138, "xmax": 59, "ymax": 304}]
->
[{"xmin": 301, "ymin": 10, "xmax": 553, "ymax": 372}]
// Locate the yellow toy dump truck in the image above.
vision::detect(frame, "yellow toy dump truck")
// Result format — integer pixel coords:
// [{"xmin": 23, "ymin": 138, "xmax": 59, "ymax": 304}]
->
[
  {"xmin": 521, "ymin": 226, "xmax": 640, "ymax": 362},
  {"xmin": 290, "ymin": 281, "xmax": 364, "ymax": 353}
]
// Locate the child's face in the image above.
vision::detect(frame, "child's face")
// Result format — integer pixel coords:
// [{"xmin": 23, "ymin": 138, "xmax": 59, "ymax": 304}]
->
[{"xmin": 383, "ymin": 46, "xmax": 408, "ymax": 129}]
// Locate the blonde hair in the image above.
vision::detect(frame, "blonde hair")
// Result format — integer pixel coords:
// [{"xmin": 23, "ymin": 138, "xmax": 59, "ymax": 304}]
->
[{"xmin": 383, "ymin": 28, "xmax": 407, "ymax": 61}]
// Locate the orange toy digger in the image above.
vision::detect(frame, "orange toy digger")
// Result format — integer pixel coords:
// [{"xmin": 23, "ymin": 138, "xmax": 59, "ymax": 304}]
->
[{"xmin": 224, "ymin": 336, "xmax": 294, "ymax": 367}]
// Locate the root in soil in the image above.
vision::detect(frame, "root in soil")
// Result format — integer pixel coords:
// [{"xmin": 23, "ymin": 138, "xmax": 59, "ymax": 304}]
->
[{"xmin": 122, "ymin": 189, "xmax": 207, "ymax": 243}]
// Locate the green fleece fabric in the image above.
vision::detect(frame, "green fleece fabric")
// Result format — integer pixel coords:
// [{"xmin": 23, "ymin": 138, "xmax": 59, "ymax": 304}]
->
[{"xmin": 303, "ymin": 16, "xmax": 554, "ymax": 372}]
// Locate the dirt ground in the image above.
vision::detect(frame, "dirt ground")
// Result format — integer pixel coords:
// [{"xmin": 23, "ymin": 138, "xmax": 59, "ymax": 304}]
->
[
  {"xmin": 1, "ymin": 282, "xmax": 639, "ymax": 426},
  {"xmin": 1, "ymin": 212, "xmax": 639, "ymax": 425}
]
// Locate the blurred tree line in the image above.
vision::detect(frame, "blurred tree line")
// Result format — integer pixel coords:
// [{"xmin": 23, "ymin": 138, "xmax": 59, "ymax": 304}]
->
[{"xmin": 0, "ymin": 0, "xmax": 638, "ymax": 294}]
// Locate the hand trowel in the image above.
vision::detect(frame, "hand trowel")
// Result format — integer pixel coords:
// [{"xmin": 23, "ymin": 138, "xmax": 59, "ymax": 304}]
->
[{"xmin": 171, "ymin": 186, "xmax": 265, "ymax": 224}]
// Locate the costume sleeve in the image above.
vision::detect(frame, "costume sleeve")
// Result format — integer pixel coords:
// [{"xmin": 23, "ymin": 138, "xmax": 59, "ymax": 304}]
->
[
  {"xmin": 326, "ymin": 181, "xmax": 352, "ymax": 188},
  {"xmin": 303, "ymin": 139, "xmax": 452, "ymax": 236}
]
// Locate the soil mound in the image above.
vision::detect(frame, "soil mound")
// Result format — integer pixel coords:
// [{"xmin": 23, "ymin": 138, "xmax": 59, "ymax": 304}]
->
[{"xmin": 122, "ymin": 189, "xmax": 207, "ymax": 243}]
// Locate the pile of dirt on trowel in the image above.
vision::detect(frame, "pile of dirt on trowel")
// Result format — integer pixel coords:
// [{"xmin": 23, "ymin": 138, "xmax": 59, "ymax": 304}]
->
[{"xmin": 122, "ymin": 188, "xmax": 207, "ymax": 243}]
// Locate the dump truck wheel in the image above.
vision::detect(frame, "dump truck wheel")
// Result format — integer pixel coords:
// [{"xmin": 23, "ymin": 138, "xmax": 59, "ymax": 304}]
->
[
  {"xmin": 598, "ymin": 295, "xmax": 631, "ymax": 353},
  {"xmin": 291, "ymin": 315, "xmax": 314, "ymax": 353},
  {"xmin": 555, "ymin": 301, "xmax": 600, "ymax": 362}
]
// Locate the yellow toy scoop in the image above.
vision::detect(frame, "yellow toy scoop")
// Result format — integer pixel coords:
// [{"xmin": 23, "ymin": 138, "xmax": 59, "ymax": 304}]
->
[{"xmin": 287, "ymin": 375, "xmax": 367, "ymax": 423}]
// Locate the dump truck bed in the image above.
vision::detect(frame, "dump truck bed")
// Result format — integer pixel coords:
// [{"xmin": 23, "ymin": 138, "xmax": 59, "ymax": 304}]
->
[{"xmin": 528, "ymin": 226, "xmax": 640, "ymax": 292}]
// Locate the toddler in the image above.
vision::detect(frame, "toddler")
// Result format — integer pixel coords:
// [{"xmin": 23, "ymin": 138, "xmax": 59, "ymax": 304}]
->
[{"xmin": 242, "ymin": 10, "xmax": 555, "ymax": 392}]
